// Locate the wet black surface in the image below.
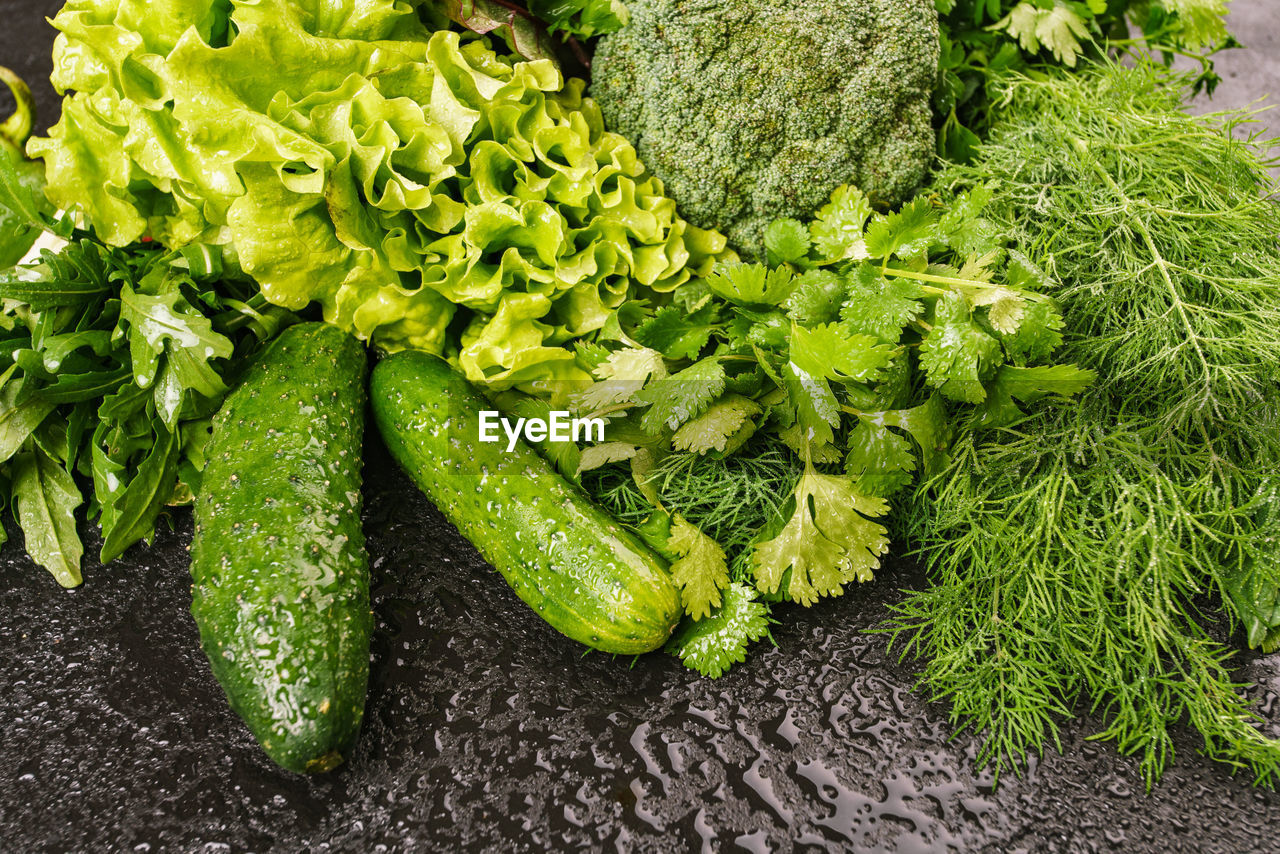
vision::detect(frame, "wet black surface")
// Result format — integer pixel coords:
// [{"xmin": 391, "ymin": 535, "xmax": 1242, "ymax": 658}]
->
[{"xmin": 5, "ymin": 4, "xmax": 1280, "ymax": 853}]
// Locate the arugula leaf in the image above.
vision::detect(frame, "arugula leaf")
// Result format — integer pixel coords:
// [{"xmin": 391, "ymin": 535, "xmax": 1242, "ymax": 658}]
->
[
  {"xmin": 672, "ymin": 395, "xmax": 761, "ymax": 455},
  {"xmin": 636, "ymin": 357, "xmax": 726, "ymax": 434},
  {"xmin": 667, "ymin": 514, "xmax": 731, "ymax": 620},
  {"xmin": 752, "ymin": 466, "xmax": 889, "ymax": 606},
  {"xmin": 706, "ymin": 262, "xmax": 795, "ymax": 306},
  {"xmin": 96, "ymin": 422, "xmax": 181, "ymax": 563},
  {"xmin": 0, "ymin": 371, "xmax": 54, "ymax": 463},
  {"xmin": 666, "ymin": 582, "xmax": 772, "ymax": 678},
  {"xmin": 11, "ymin": 442, "xmax": 83, "ymax": 587},
  {"xmin": 918, "ymin": 292, "xmax": 1004, "ymax": 403},
  {"xmin": 118, "ymin": 279, "xmax": 234, "ymax": 400}
]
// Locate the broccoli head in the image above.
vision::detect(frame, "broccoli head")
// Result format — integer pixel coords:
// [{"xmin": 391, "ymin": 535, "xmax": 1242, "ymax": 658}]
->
[{"xmin": 590, "ymin": 0, "xmax": 940, "ymax": 255}]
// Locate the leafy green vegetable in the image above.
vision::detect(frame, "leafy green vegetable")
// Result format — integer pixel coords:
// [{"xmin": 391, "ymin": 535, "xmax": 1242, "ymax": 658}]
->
[
  {"xmin": 525, "ymin": 0, "xmax": 628, "ymax": 39},
  {"xmin": 30, "ymin": 1, "xmax": 723, "ymax": 389},
  {"xmin": 934, "ymin": 0, "xmax": 1235, "ymax": 160},
  {"xmin": 895, "ymin": 62, "xmax": 1280, "ymax": 785},
  {"xmin": 666, "ymin": 514, "xmax": 731, "ymax": 620},
  {"xmin": 0, "ymin": 67, "xmax": 47, "ymax": 268},
  {"xmin": 666, "ymin": 582, "xmax": 772, "ymax": 678},
  {"xmin": 559, "ymin": 182, "xmax": 1090, "ymax": 674},
  {"xmin": 0, "ymin": 167, "xmax": 291, "ymax": 583}
]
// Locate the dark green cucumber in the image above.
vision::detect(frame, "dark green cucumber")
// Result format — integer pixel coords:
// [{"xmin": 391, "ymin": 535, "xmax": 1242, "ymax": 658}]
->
[
  {"xmin": 371, "ymin": 351, "xmax": 680, "ymax": 654},
  {"xmin": 191, "ymin": 323, "xmax": 370, "ymax": 774}
]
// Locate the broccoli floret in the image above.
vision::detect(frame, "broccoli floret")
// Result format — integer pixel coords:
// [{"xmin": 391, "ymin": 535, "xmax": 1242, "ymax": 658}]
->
[{"xmin": 590, "ymin": 0, "xmax": 940, "ymax": 256}]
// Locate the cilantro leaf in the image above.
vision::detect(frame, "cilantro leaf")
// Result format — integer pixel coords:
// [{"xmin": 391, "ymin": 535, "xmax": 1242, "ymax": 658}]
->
[
  {"xmin": 666, "ymin": 582, "xmax": 772, "ymax": 678},
  {"xmin": 634, "ymin": 303, "xmax": 719, "ymax": 361},
  {"xmin": 671, "ymin": 394, "xmax": 761, "ymax": 455},
  {"xmin": 575, "ymin": 441, "xmax": 638, "ymax": 476},
  {"xmin": 779, "ymin": 360, "xmax": 840, "ymax": 451},
  {"xmin": 939, "ymin": 187, "xmax": 999, "ymax": 258},
  {"xmin": 789, "ymin": 322, "xmax": 896, "ymax": 385},
  {"xmin": 667, "ymin": 514, "xmax": 731, "ymax": 620},
  {"xmin": 840, "ymin": 265, "xmax": 924, "ymax": 344},
  {"xmin": 764, "ymin": 218, "xmax": 811, "ymax": 265},
  {"xmin": 999, "ymin": 299, "xmax": 1065, "ymax": 365},
  {"xmin": 784, "ymin": 269, "xmax": 847, "ymax": 326},
  {"xmin": 864, "ymin": 197, "xmax": 938, "ymax": 261},
  {"xmin": 705, "ymin": 262, "xmax": 795, "ymax": 306},
  {"xmin": 845, "ymin": 417, "xmax": 917, "ymax": 496},
  {"xmin": 973, "ymin": 364, "xmax": 1095, "ymax": 428},
  {"xmin": 575, "ymin": 346, "xmax": 666, "ymax": 411},
  {"xmin": 636, "ymin": 357, "xmax": 726, "ymax": 434},
  {"xmin": 882, "ymin": 394, "xmax": 952, "ymax": 477},
  {"xmin": 918, "ymin": 293, "xmax": 1004, "ymax": 403},
  {"xmin": 809, "ymin": 185, "xmax": 872, "ymax": 261},
  {"xmin": 752, "ymin": 467, "xmax": 889, "ymax": 606}
]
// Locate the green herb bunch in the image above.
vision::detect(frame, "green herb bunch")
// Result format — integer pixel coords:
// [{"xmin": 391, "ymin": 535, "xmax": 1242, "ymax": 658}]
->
[
  {"xmin": 543, "ymin": 183, "xmax": 1093, "ymax": 677},
  {"xmin": 935, "ymin": 0, "xmax": 1234, "ymax": 160},
  {"xmin": 893, "ymin": 62, "xmax": 1280, "ymax": 785},
  {"xmin": 0, "ymin": 158, "xmax": 293, "ymax": 586}
]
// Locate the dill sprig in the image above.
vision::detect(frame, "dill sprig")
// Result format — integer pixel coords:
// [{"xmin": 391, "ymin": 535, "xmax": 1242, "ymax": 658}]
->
[
  {"xmin": 892, "ymin": 61, "xmax": 1280, "ymax": 786},
  {"xmin": 584, "ymin": 439, "xmax": 800, "ymax": 570}
]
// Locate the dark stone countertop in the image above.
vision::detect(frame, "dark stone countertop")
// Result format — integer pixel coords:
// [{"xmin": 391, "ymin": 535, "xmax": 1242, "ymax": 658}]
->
[{"xmin": 3, "ymin": 3, "xmax": 1280, "ymax": 852}]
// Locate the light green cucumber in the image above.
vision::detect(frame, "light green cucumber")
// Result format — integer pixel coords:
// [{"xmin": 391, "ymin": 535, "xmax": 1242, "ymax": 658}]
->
[
  {"xmin": 371, "ymin": 350, "xmax": 680, "ymax": 654},
  {"xmin": 190, "ymin": 323, "xmax": 370, "ymax": 774}
]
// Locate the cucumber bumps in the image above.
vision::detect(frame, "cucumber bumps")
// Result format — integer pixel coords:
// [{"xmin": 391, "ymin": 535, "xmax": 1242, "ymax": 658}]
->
[
  {"xmin": 371, "ymin": 351, "xmax": 680, "ymax": 655},
  {"xmin": 191, "ymin": 323, "xmax": 370, "ymax": 774}
]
